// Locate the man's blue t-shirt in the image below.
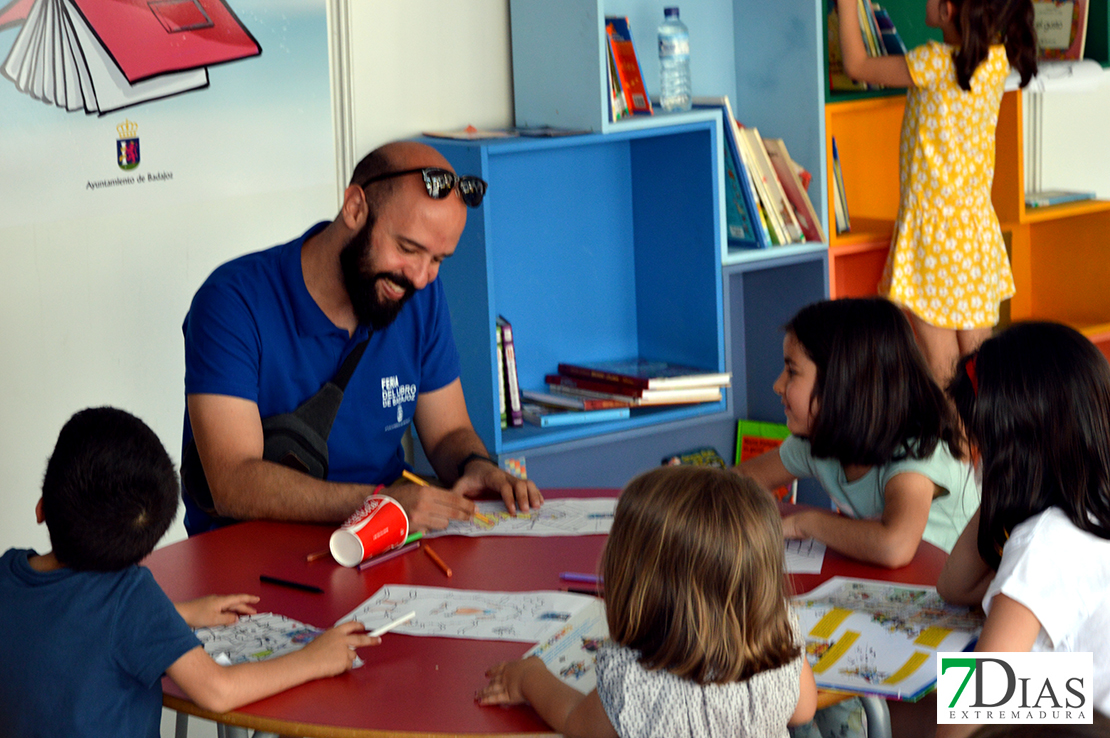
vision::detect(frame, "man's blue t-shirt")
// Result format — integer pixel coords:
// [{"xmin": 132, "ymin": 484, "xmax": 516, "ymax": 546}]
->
[
  {"xmin": 182, "ymin": 222, "xmax": 462, "ymax": 535},
  {"xmin": 0, "ymin": 549, "xmax": 201, "ymax": 738}
]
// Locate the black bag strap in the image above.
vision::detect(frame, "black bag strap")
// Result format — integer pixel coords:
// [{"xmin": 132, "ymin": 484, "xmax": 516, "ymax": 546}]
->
[{"xmin": 331, "ymin": 338, "xmax": 369, "ymax": 391}]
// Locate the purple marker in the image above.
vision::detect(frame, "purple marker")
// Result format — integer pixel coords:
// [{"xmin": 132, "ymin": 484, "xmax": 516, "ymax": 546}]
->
[{"xmin": 560, "ymin": 572, "xmax": 601, "ymax": 584}]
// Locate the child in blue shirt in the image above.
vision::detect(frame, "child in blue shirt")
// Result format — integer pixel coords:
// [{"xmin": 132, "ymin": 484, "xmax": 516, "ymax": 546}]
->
[{"xmin": 0, "ymin": 407, "xmax": 376, "ymax": 737}]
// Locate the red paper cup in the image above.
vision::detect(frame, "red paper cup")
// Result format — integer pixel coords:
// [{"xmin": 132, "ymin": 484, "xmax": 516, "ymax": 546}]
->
[{"xmin": 329, "ymin": 495, "xmax": 410, "ymax": 567}]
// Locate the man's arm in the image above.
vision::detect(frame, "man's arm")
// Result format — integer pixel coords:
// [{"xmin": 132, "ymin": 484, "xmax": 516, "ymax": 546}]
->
[
  {"xmin": 188, "ymin": 393, "xmax": 473, "ymax": 530},
  {"xmin": 413, "ymin": 379, "xmax": 543, "ymax": 514}
]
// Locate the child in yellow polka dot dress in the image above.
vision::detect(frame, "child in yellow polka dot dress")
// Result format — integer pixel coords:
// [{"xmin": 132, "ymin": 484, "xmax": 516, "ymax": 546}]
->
[{"xmin": 835, "ymin": 0, "xmax": 1039, "ymax": 386}]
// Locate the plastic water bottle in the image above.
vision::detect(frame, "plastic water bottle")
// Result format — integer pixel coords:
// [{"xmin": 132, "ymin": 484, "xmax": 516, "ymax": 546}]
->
[{"xmin": 657, "ymin": 7, "xmax": 691, "ymax": 112}]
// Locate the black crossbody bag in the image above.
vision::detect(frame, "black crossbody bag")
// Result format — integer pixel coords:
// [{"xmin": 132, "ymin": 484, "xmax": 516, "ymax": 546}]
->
[{"xmin": 181, "ymin": 339, "xmax": 370, "ymax": 518}]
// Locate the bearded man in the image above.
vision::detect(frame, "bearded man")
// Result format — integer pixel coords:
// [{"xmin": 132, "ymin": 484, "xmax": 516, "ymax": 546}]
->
[{"xmin": 181, "ymin": 141, "xmax": 541, "ymax": 536}]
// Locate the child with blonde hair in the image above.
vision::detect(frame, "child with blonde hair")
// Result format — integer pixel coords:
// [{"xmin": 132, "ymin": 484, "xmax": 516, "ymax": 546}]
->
[{"xmin": 478, "ymin": 465, "xmax": 816, "ymax": 737}]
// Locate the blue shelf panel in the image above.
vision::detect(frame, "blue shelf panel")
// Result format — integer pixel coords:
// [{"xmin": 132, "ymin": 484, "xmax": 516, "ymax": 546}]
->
[{"xmin": 424, "ymin": 118, "xmax": 726, "ymax": 456}]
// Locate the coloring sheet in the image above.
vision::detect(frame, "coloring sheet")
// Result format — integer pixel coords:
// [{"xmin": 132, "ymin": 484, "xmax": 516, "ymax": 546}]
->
[
  {"xmin": 194, "ymin": 612, "xmax": 325, "ymax": 666},
  {"xmin": 337, "ymin": 585, "xmax": 595, "ymax": 643},
  {"xmin": 786, "ymin": 538, "xmax": 826, "ymax": 574},
  {"xmin": 792, "ymin": 577, "xmax": 982, "ymax": 701},
  {"xmin": 424, "ymin": 498, "xmax": 616, "ymax": 538},
  {"xmin": 525, "ymin": 597, "xmax": 609, "ymax": 694}
]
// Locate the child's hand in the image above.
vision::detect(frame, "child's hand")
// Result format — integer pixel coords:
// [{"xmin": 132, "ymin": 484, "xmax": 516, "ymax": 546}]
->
[
  {"xmin": 175, "ymin": 594, "xmax": 260, "ymax": 628},
  {"xmin": 477, "ymin": 655, "xmax": 546, "ymax": 705},
  {"xmin": 299, "ymin": 621, "xmax": 380, "ymax": 676},
  {"xmin": 781, "ymin": 512, "xmax": 807, "ymax": 540}
]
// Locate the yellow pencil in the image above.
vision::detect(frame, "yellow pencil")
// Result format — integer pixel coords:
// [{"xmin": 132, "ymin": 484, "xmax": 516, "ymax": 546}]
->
[{"xmin": 402, "ymin": 469, "xmax": 430, "ymax": 487}]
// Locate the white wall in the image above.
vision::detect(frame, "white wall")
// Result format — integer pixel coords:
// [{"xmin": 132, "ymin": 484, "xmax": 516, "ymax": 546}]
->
[{"xmin": 0, "ymin": 1, "xmax": 513, "ymax": 559}]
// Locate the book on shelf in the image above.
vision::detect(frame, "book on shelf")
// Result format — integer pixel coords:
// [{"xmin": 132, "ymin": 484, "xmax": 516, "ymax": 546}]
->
[
  {"xmin": 546, "ymin": 376, "xmax": 724, "ymax": 406},
  {"xmin": 692, "ymin": 96, "xmax": 766, "ymax": 248},
  {"xmin": 1033, "ymin": 0, "xmax": 1088, "ymax": 61},
  {"xmin": 521, "ymin": 389, "xmax": 631, "ymax": 411},
  {"xmin": 496, "ymin": 322, "xmax": 507, "ymax": 429},
  {"xmin": 859, "ymin": 0, "xmax": 886, "ymax": 59},
  {"xmin": 872, "ymin": 4, "xmax": 908, "ymax": 55},
  {"xmin": 605, "ymin": 16, "xmax": 653, "ymax": 116},
  {"xmin": 831, "ymin": 137, "xmax": 851, "ymax": 234},
  {"xmin": 827, "ymin": 4, "xmax": 869, "ymax": 92},
  {"xmin": 737, "ymin": 125, "xmax": 806, "ymax": 244},
  {"xmin": 1025, "ymin": 188, "xmax": 1097, "ymax": 207},
  {"xmin": 555, "ymin": 359, "xmax": 730, "ymax": 391},
  {"xmin": 794, "ymin": 577, "xmax": 982, "ymax": 702},
  {"xmin": 521, "ymin": 403, "xmax": 631, "ymax": 428},
  {"xmin": 735, "ymin": 420, "xmax": 795, "ymax": 501},
  {"xmin": 496, "ymin": 316, "xmax": 523, "ymax": 427},
  {"xmin": 662, "ymin": 446, "xmax": 727, "ymax": 468},
  {"xmin": 763, "ymin": 137, "xmax": 826, "ymax": 243},
  {"xmin": 605, "ymin": 32, "xmax": 629, "ymax": 123}
]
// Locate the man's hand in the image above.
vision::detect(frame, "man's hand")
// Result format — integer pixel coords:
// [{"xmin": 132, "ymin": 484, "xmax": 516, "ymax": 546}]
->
[
  {"xmin": 452, "ymin": 460, "xmax": 543, "ymax": 515},
  {"xmin": 388, "ymin": 483, "xmax": 476, "ymax": 532}
]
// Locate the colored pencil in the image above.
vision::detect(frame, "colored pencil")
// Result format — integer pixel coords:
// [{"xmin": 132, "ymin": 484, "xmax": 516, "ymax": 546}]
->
[
  {"xmin": 259, "ymin": 574, "xmax": 323, "ymax": 594},
  {"xmin": 561, "ymin": 586, "xmax": 602, "ymax": 596},
  {"xmin": 423, "ymin": 543, "xmax": 453, "ymax": 577},
  {"xmin": 368, "ymin": 610, "xmax": 417, "ymax": 637},
  {"xmin": 560, "ymin": 572, "xmax": 601, "ymax": 584},
  {"xmin": 402, "ymin": 469, "xmax": 430, "ymax": 487},
  {"xmin": 357, "ymin": 541, "xmax": 421, "ymax": 571},
  {"xmin": 305, "ymin": 549, "xmax": 329, "ymax": 562}
]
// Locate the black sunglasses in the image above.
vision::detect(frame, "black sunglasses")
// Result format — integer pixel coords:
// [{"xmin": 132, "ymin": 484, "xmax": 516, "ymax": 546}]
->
[{"xmin": 358, "ymin": 167, "xmax": 487, "ymax": 208}]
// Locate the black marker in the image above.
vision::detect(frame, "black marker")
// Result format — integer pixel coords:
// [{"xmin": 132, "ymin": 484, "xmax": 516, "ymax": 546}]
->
[{"xmin": 259, "ymin": 574, "xmax": 323, "ymax": 594}]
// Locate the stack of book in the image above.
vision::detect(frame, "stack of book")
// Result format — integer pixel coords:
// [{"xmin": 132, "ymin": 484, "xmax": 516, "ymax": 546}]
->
[
  {"xmin": 827, "ymin": 0, "xmax": 908, "ymax": 92},
  {"xmin": 538, "ymin": 359, "xmax": 731, "ymax": 417},
  {"xmin": 695, "ymin": 96, "xmax": 824, "ymax": 248}
]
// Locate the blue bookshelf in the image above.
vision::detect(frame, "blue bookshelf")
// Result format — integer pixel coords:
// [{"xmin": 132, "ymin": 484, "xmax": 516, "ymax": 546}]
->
[{"xmin": 423, "ymin": 113, "xmax": 728, "ymax": 458}]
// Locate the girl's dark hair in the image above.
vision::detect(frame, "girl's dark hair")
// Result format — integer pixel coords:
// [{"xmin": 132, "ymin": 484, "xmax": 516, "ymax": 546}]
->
[
  {"xmin": 601, "ymin": 466, "xmax": 799, "ymax": 684},
  {"xmin": 950, "ymin": 322, "xmax": 1110, "ymax": 570},
  {"xmin": 42, "ymin": 407, "xmax": 179, "ymax": 571},
  {"xmin": 787, "ymin": 297, "xmax": 961, "ymax": 467},
  {"xmin": 950, "ymin": 0, "xmax": 1038, "ymax": 90}
]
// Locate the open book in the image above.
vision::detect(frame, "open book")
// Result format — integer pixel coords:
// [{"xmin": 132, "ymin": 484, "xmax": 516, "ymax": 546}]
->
[{"xmin": 793, "ymin": 577, "xmax": 983, "ymax": 701}]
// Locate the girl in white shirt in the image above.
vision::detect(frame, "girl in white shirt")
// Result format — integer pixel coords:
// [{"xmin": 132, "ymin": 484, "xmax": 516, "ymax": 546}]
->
[{"xmin": 937, "ymin": 322, "xmax": 1110, "ymax": 737}]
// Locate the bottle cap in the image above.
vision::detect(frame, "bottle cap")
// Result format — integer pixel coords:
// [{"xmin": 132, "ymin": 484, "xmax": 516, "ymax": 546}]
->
[{"xmin": 664, "ymin": 7, "xmax": 680, "ymax": 17}]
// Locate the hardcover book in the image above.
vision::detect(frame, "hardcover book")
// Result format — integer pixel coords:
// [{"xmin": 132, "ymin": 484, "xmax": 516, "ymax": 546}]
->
[
  {"xmin": 497, "ymin": 316, "xmax": 523, "ymax": 427},
  {"xmin": 555, "ymin": 359, "xmax": 730, "ymax": 391},
  {"xmin": 546, "ymin": 377, "xmax": 724, "ymax": 406},
  {"xmin": 521, "ymin": 403, "xmax": 630, "ymax": 428},
  {"xmin": 604, "ymin": 16, "xmax": 653, "ymax": 115},
  {"xmin": 521, "ymin": 389, "xmax": 631, "ymax": 411},
  {"xmin": 763, "ymin": 137, "xmax": 826, "ymax": 243},
  {"xmin": 1033, "ymin": 0, "xmax": 1088, "ymax": 60},
  {"xmin": 1025, "ymin": 188, "xmax": 1097, "ymax": 207}
]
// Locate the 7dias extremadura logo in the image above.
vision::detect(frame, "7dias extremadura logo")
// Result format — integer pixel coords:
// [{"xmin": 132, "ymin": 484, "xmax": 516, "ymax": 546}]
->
[{"xmin": 937, "ymin": 652, "xmax": 1093, "ymax": 725}]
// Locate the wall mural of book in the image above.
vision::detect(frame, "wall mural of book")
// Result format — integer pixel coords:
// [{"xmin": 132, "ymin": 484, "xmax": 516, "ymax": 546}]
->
[{"xmin": 0, "ymin": 0, "xmax": 260, "ymax": 114}]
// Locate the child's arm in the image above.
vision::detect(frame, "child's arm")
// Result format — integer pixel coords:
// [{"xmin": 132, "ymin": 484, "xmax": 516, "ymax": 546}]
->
[
  {"xmin": 737, "ymin": 447, "xmax": 798, "ymax": 497},
  {"xmin": 789, "ymin": 658, "xmax": 818, "ymax": 727},
  {"xmin": 936, "ymin": 594, "xmax": 1042, "ymax": 738},
  {"xmin": 836, "ymin": 0, "xmax": 914, "ymax": 88},
  {"xmin": 175, "ymin": 594, "xmax": 259, "ymax": 628},
  {"xmin": 477, "ymin": 656, "xmax": 618, "ymax": 738},
  {"xmin": 782, "ymin": 471, "xmax": 933, "ymax": 568},
  {"xmin": 165, "ymin": 621, "xmax": 378, "ymax": 714},
  {"xmin": 936, "ymin": 508, "xmax": 995, "ymax": 605}
]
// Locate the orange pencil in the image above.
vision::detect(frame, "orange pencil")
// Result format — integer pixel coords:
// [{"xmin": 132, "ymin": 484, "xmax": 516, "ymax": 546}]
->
[
  {"xmin": 305, "ymin": 549, "xmax": 329, "ymax": 563},
  {"xmin": 423, "ymin": 543, "xmax": 453, "ymax": 577}
]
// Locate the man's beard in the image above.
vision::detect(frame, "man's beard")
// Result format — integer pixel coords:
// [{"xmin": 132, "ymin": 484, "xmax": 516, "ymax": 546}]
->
[{"xmin": 339, "ymin": 220, "xmax": 416, "ymax": 330}]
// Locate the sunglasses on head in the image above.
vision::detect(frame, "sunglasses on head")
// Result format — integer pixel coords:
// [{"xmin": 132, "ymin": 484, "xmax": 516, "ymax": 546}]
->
[{"xmin": 358, "ymin": 167, "xmax": 488, "ymax": 208}]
